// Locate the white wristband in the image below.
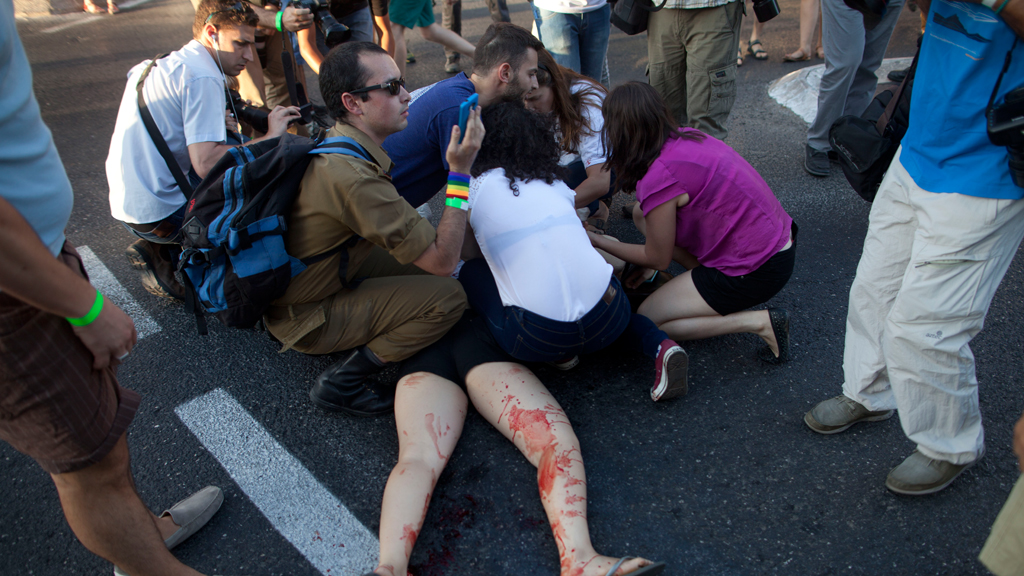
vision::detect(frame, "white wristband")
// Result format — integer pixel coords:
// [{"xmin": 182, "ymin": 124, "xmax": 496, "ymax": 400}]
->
[{"xmin": 982, "ymin": 0, "xmax": 998, "ymax": 9}]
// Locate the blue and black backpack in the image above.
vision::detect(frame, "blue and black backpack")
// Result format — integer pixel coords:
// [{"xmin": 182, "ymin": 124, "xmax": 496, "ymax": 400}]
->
[{"xmin": 177, "ymin": 133, "xmax": 377, "ymax": 335}]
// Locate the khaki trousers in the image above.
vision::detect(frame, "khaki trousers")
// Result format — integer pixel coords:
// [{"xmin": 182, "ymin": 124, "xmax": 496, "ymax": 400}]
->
[
  {"xmin": 842, "ymin": 148, "xmax": 1024, "ymax": 464},
  {"xmin": 980, "ymin": 473, "xmax": 1024, "ymax": 576},
  {"xmin": 646, "ymin": 1, "xmax": 742, "ymax": 140},
  {"xmin": 270, "ymin": 245, "xmax": 467, "ymax": 363}
]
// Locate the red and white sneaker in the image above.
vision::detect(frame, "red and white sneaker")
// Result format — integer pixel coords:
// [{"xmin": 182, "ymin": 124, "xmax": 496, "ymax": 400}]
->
[{"xmin": 651, "ymin": 339, "xmax": 688, "ymax": 401}]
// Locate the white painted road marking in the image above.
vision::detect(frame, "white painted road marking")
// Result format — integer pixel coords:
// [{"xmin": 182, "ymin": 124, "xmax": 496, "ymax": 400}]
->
[
  {"xmin": 78, "ymin": 246, "xmax": 162, "ymax": 340},
  {"xmin": 176, "ymin": 389, "xmax": 380, "ymax": 576},
  {"xmin": 768, "ymin": 57, "xmax": 914, "ymax": 124}
]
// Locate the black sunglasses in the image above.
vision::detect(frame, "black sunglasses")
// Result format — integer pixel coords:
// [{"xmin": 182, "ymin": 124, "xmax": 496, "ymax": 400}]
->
[
  {"xmin": 349, "ymin": 77, "xmax": 406, "ymax": 96},
  {"xmin": 205, "ymin": 2, "xmax": 247, "ymax": 23}
]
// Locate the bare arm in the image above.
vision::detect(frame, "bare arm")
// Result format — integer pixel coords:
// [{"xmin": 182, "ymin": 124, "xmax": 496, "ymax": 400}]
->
[
  {"xmin": 295, "ymin": 27, "xmax": 324, "ymax": 75},
  {"xmin": 0, "ymin": 198, "xmax": 136, "ymax": 368},
  {"xmin": 188, "ymin": 105, "xmax": 301, "ymax": 178},
  {"xmin": 412, "ymin": 108, "xmax": 485, "ymax": 275},
  {"xmin": 572, "ymin": 163, "xmax": 612, "ymax": 209},
  {"xmin": 249, "ymin": 3, "xmax": 313, "ymax": 32},
  {"xmin": 588, "ymin": 197, "xmax": 682, "ymax": 270}
]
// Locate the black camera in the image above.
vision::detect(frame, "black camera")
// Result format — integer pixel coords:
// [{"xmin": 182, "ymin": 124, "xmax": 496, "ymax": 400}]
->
[
  {"xmin": 226, "ymin": 89, "xmax": 270, "ymax": 134},
  {"xmin": 291, "ymin": 0, "xmax": 351, "ymax": 48},
  {"xmin": 752, "ymin": 0, "xmax": 780, "ymax": 23},
  {"xmin": 987, "ymin": 84, "xmax": 1024, "ymax": 188}
]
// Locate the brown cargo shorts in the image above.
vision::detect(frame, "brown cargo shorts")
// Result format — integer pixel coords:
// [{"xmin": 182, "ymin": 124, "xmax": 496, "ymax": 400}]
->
[{"xmin": 0, "ymin": 241, "xmax": 141, "ymax": 474}]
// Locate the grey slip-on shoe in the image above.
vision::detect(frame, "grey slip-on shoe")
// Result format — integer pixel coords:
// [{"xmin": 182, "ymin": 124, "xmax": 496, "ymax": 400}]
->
[
  {"xmin": 113, "ymin": 486, "xmax": 224, "ymax": 576},
  {"xmin": 804, "ymin": 395, "xmax": 894, "ymax": 434},
  {"xmin": 885, "ymin": 449, "xmax": 978, "ymax": 496}
]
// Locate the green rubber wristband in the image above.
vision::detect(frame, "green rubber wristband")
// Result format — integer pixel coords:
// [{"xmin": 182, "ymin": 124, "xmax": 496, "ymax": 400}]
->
[
  {"xmin": 994, "ymin": 0, "xmax": 1010, "ymax": 14},
  {"xmin": 67, "ymin": 291, "xmax": 104, "ymax": 327},
  {"xmin": 445, "ymin": 197, "xmax": 469, "ymax": 211},
  {"xmin": 276, "ymin": 10, "xmax": 284, "ymax": 32}
]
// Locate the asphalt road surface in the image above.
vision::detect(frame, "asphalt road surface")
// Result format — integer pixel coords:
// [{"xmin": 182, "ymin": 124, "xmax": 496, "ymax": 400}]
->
[{"xmin": 6, "ymin": 2, "xmax": 1024, "ymax": 575}]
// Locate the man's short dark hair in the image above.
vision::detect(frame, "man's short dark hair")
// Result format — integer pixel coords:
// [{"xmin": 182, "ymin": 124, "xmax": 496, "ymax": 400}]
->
[
  {"xmin": 471, "ymin": 23, "xmax": 544, "ymax": 77},
  {"xmin": 320, "ymin": 41, "xmax": 390, "ymax": 122},
  {"xmin": 193, "ymin": 0, "xmax": 259, "ymax": 39}
]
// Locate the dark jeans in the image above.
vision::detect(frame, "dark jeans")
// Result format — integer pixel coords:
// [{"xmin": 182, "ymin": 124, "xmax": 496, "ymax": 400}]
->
[{"xmin": 459, "ymin": 259, "xmax": 668, "ymax": 362}]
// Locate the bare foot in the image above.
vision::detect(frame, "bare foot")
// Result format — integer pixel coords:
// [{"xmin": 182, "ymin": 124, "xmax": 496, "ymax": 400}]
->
[
  {"xmin": 816, "ymin": 45, "xmax": 825, "ymax": 59},
  {"xmin": 782, "ymin": 49, "xmax": 811, "ymax": 62},
  {"xmin": 569, "ymin": 554, "xmax": 654, "ymax": 576}
]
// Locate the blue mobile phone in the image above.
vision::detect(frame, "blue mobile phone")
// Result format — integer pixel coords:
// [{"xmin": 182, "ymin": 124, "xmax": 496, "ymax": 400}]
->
[{"xmin": 457, "ymin": 93, "xmax": 479, "ymax": 143}]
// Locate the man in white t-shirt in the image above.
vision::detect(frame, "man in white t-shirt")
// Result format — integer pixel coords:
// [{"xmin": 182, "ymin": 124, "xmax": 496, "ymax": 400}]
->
[{"xmin": 105, "ymin": 0, "xmax": 300, "ymax": 300}]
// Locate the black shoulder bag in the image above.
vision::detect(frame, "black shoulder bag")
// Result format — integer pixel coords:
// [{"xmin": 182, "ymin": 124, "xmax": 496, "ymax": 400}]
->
[
  {"xmin": 610, "ymin": 0, "xmax": 668, "ymax": 35},
  {"xmin": 136, "ymin": 54, "xmax": 195, "ymax": 199},
  {"xmin": 828, "ymin": 44, "xmax": 919, "ymax": 202}
]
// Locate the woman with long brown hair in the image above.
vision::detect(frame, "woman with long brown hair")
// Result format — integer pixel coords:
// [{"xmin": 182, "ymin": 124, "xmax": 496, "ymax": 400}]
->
[
  {"xmin": 525, "ymin": 49, "xmax": 612, "ymax": 225},
  {"xmin": 590, "ymin": 82, "xmax": 796, "ymax": 363}
]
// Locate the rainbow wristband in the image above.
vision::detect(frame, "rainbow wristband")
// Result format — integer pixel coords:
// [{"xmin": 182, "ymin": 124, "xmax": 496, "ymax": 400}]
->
[
  {"xmin": 66, "ymin": 291, "xmax": 104, "ymax": 327},
  {"xmin": 994, "ymin": 0, "xmax": 1010, "ymax": 14},
  {"xmin": 276, "ymin": 10, "xmax": 284, "ymax": 32},
  {"xmin": 445, "ymin": 172, "xmax": 470, "ymax": 211}
]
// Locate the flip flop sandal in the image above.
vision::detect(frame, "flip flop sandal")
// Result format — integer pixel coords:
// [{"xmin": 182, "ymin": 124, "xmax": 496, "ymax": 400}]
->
[
  {"xmin": 747, "ymin": 39, "xmax": 768, "ymax": 60},
  {"xmin": 737, "ymin": 49, "xmax": 743, "ymax": 67},
  {"xmin": 586, "ymin": 216, "xmax": 607, "ymax": 231},
  {"xmin": 782, "ymin": 50, "xmax": 811, "ymax": 62},
  {"xmin": 757, "ymin": 308, "xmax": 790, "ymax": 364},
  {"xmin": 604, "ymin": 557, "xmax": 667, "ymax": 576},
  {"xmin": 83, "ymin": 1, "xmax": 104, "ymax": 13}
]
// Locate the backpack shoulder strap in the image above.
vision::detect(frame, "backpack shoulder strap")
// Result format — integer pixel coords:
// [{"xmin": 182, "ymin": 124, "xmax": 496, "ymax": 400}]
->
[
  {"xmin": 137, "ymin": 53, "xmax": 195, "ymax": 198},
  {"xmin": 313, "ymin": 136, "xmax": 380, "ymax": 167}
]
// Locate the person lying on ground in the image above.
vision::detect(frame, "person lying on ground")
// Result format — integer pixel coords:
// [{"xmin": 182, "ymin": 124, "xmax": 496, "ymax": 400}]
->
[
  {"xmin": 363, "ymin": 312, "xmax": 666, "ymax": 576},
  {"xmin": 591, "ymin": 82, "xmax": 796, "ymax": 364}
]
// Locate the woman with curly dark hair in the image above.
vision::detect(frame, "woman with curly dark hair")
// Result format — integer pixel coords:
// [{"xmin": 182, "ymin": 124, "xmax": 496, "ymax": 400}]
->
[
  {"xmin": 591, "ymin": 82, "xmax": 796, "ymax": 363},
  {"xmin": 458, "ymin": 101, "xmax": 690, "ymax": 402},
  {"xmin": 524, "ymin": 49, "xmax": 612, "ymax": 225}
]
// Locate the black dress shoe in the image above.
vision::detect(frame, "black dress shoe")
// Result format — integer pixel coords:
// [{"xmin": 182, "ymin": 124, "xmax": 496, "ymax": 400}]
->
[
  {"xmin": 804, "ymin": 144, "xmax": 830, "ymax": 177},
  {"xmin": 310, "ymin": 347, "xmax": 392, "ymax": 417}
]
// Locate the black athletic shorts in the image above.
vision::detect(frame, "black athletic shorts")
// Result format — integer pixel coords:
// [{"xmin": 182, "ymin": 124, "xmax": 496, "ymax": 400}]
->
[
  {"xmin": 397, "ymin": 311, "xmax": 514, "ymax": 387},
  {"xmin": 691, "ymin": 222, "xmax": 797, "ymax": 316}
]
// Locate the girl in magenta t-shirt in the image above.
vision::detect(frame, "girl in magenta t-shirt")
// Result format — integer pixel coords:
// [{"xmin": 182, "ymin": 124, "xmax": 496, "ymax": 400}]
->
[{"xmin": 590, "ymin": 82, "xmax": 796, "ymax": 362}]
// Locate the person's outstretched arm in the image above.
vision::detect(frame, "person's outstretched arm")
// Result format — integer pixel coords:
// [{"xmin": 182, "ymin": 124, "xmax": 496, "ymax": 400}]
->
[{"xmin": 0, "ymin": 198, "xmax": 136, "ymax": 369}]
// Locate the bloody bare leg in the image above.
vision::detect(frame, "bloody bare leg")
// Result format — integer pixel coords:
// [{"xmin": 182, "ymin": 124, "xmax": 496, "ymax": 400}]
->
[
  {"xmin": 374, "ymin": 373, "xmax": 468, "ymax": 576},
  {"xmin": 465, "ymin": 362, "xmax": 654, "ymax": 576}
]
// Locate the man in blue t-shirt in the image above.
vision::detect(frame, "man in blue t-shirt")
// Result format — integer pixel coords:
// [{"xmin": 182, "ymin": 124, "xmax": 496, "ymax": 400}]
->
[
  {"xmin": 383, "ymin": 23, "xmax": 543, "ymax": 208},
  {"xmin": 805, "ymin": 0, "xmax": 1024, "ymax": 495}
]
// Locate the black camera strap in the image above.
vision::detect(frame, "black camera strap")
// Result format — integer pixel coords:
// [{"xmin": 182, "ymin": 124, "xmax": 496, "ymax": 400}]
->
[
  {"xmin": 137, "ymin": 54, "xmax": 195, "ymax": 198},
  {"xmin": 988, "ymin": 38, "xmax": 1020, "ymax": 110}
]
